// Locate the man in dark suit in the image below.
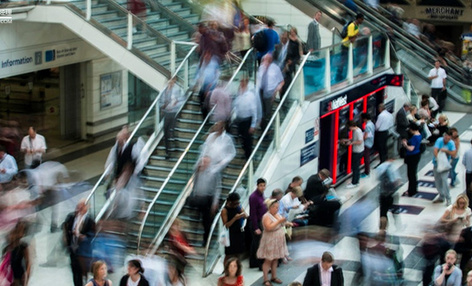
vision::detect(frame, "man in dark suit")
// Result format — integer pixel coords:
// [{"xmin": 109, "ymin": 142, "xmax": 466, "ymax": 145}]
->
[
  {"xmin": 396, "ymin": 103, "xmax": 410, "ymax": 140},
  {"xmin": 303, "ymin": 251, "xmax": 344, "ymax": 286},
  {"xmin": 63, "ymin": 199, "xmax": 96, "ymax": 286},
  {"xmin": 307, "ymin": 11, "xmax": 322, "ymax": 53}
]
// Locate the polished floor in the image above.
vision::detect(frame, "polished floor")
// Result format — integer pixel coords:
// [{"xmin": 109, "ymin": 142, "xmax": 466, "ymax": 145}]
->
[{"xmin": 9, "ymin": 111, "xmax": 472, "ymax": 286}]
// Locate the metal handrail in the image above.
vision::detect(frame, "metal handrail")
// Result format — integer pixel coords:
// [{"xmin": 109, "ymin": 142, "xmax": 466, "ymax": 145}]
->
[
  {"xmin": 142, "ymin": 48, "xmax": 255, "ymax": 255},
  {"xmin": 136, "ymin": 105, "xmax": 216, "ymax": 251},
  {"xmin": 353, "ymin": 0, "xmax": 467, "ymax": 78},
  {"xmin": 202, "ymin": 52, "xmax": 312, "ymax": 276},
  {"xmin": 392, "ymin": 40, "xmax": 472, "ymax": 105},
  {"xmin": 85, "ymin": 44, "xmax": 198, "ymax": 207}
]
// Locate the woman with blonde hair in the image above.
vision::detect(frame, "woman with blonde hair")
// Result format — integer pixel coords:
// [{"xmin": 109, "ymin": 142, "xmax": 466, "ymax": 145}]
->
[
  {"xmin": 85, "ymin": 260, "xmax": 112, "ymax": 286},
  {"xmin": 257, "ymin": 199, "xmax": 291, "ymax": 286},
  {"xmin": 440, "ymin": 193, "xmax": 471, "ymax": 228}
]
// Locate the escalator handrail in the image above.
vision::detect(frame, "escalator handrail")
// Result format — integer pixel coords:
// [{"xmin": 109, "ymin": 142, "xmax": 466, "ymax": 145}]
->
[
  {"xmin": 85, "ymin": 44, "xmax": 198, "ymax": 206},
  {"xmin": 345, "ymin": 0, "xmax": 468, "ymax": 80},
  {"xmin": 355, "ymin": 0, "xmax": 466, "ymax": 77},
  {"xmin": 304, "ymin": 0, "xmax": 467, "ymax": 82},
  {"xmin": 136, "ymin": 104, "xmax": 217, "ymax": 251},
  {"xmin": 391, "ymin": 40, "xmax": 472, "ymax": 105},
  {"xmin": 203, "ymin": 52, "xmax": 312, "ymax": 276},
  {"xmin": 139, "ymin": 48, "xmax": 256, "ymax": 253}
]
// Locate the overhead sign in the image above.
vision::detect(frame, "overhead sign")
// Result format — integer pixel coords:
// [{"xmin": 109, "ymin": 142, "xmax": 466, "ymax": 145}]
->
[{"xmin": 0, "ymin": 39, "xmax": 102, "ymax": 78}]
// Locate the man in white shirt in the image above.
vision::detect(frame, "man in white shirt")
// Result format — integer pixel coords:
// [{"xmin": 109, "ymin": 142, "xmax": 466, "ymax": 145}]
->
[
  {"xmin": 160, "ymin": 77, "xmax": 186, "ymax": 157},
  {"xmin": 427, "ymin": 60, "xmax": 447, "ymax": 114},
  {"xmin": 20, "ymin": 126, "xmax": 47, "ymax": 168},
  {"xmin": 0, "ymin": 145, "xmax": 18, "ymax": 185},
  {"xmin": 345, "ymin": 120, "xmax": 364, "ymax": 188},
  {"xmin": 375, "ymin": 103, "xmax": 394, "ymax": 164},
  {"xmin": 233, "ymin": 77, "xmax": 259, "ymax": 160},
  {"xmin": 303, "ymin": 251, "xmax": 344, "ymax": 286},
  {"xmin": 257, "ymin": 54, "xmax": 284, "ymax": 131},
  {"xmin": 278, "ymin": 186, "xmax": 310, "ymax": 220}
]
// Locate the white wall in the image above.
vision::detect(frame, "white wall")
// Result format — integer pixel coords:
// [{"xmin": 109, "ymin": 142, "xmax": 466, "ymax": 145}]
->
[
  {"xmin": 262, "ymin": 100, "xmax": 321, "ymax": 195},
  {"xmin": 85, "ymin": 57, "xmax": 129, "ymax": 137},
  {"xmin": 241, "ymin": 0, "xmax": 332, "ymax": 48}
]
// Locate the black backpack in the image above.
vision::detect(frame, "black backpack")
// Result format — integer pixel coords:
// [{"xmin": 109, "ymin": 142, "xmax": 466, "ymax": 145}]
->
[
  {"xmin": 340, "ymin": 21, "xmax": 353, "ymax": 38},
  {"xmin": 253, "ymin": 29, "xmax": 268, "ymax": 52}
]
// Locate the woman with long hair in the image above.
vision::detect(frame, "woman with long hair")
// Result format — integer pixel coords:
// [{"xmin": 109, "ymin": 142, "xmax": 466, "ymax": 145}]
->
[
  {"xmin": 257, "ymin": 199, "xmax": 291, "ymax": 286},
  {"xmin": 440, "ymin": 193, "xmax": 471, "ymax": 228},
  {"xmin": 217, "ymin": 257, "xmax": 244, "ymax": 286},
  {"xmin": 85, "ymin": 260, "xmax": 112, "ymax": 286}
]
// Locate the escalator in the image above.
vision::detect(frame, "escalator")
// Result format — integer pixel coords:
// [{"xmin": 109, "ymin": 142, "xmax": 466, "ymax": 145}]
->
[{"xmin": 287, "ymin": 0, "xmax": 472, "ymax": 111}]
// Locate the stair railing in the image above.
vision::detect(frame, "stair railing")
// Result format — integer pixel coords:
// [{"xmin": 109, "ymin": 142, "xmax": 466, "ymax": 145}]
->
[
  {"xmin": 85, "ymin": 43, "xmax": 198, "ymax": 219},
  {"xmin": 139, "ymin": 48, "xmax": 255, "ymax": 254}
]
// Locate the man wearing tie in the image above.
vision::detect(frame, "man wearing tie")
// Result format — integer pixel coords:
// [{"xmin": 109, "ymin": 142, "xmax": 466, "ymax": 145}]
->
[
  {"xmin": 63, "ymin": 199, "xmax": 96, "ymax": 286},
  {"xmin": 303, "ymin": 251, "xmax": 344, "ymax": 286}
]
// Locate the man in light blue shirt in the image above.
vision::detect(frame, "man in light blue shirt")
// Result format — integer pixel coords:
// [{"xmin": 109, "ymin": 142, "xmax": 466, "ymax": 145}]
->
[
  {"xmin": 432, "ymin": 130, "xmax": 457, "ymax": 205},
  {"xmin": 361, "ymin": 113, "xmax": 375, "ymax": 178},
  {"xmin": 0, "ymin": 145, "xmax": 18, "ymax": 184}
]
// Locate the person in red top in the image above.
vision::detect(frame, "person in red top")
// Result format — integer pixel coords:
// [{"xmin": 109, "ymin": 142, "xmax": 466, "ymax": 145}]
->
[
  {"xmin": 167, "ymin": 219, "xmax": 196, "ymax": 272},
  {"xmin": 218, "ymin": 257, "xmax": 244, "ymax": 286}
]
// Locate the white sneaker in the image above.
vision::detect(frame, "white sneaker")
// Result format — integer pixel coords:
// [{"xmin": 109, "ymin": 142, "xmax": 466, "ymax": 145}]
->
[{"xmin": 346, "ymin": 183, "xmax": 359, "ymax": 189}]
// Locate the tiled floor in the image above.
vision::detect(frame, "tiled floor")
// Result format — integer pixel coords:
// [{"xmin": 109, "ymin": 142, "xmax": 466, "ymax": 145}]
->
[{"xmin": 7, "ymin": 111, "xmax": 472, "ymax": 286}]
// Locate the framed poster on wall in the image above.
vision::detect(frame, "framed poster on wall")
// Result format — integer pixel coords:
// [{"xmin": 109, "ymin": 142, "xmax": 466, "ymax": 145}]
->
[{"xmin": 100, "ymin": 71, "xmax": 122, "ymax": 110}]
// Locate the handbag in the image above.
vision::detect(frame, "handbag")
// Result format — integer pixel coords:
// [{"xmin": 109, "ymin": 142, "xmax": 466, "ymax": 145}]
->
[
  {"xmin": 437, "ymin": 151, "xmax": 451, "ymax": 173},
  {"xmin": 219, "ymin": 227, "xmax": 230, "ymax": 247}
]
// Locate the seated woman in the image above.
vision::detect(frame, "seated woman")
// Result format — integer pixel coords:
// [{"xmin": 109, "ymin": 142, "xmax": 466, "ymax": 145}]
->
[
  {"xmin": 428, "ymin": 114, "xmax": 449, "ymax": 145},
  {"xmin": 440, "ymin": 193, "xmax": 471, "ymax": 228}
]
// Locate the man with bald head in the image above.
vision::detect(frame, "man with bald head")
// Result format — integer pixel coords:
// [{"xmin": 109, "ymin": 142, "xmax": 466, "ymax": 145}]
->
[
  {"xmin": 20, "ymin": 126, "xmax": 46, "ymax": 168},
  {"xmin": 63, "ymin": 199, "xmax": 96, "ymax": 286}
]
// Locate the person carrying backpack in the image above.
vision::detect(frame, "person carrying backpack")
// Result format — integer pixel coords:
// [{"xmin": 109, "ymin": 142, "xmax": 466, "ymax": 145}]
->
[
  {"xmin": 335, "ymin": 13, "xmax": 364, "ymax": 81},
  {"xmin": 253, "ymin": 19, "xmax": 280, "ymax": 64}
]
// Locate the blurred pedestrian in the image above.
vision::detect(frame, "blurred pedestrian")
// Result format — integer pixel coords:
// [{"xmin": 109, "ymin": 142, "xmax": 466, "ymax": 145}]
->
[
  {"xmin": 209, "ymin": 77, "xmax": 232, "ymax": 125},
  {"xmin": 232, "ymin": 76, "xmax": 259, "ymax": 160},
  {"xmin": 257, "ymin": 198, "xmax": 290, "ymax": 286},
  {"xmin": 2, "ymin": 221, "xmax": 31, "ymax": 286},
  {"xmin": 160, "ymin": 77, "xmax": 185, "ymax": 158},
  {"xmin": 218, "ymin": 257, "xmax": 244, "ymax": 286},
  {"xmin": 85, "ymin": 260, "xmax": 112, "ymax": 286},
  {"xmin": 0, "ymin": 145, "xmax": 18, "ymax": 185},
  {"xmin": 376, "ymin": 160, "xmax": 402, "ymax": 230},
  {"xmin": 256, "ymin": 54, "xmax": 284, "ymax": 131},
  {"xmin": 464, "ymin": 139, "xmax": 472, "ymax": 206},
  {"xmin": 199, "ymin": 121, "xmax": 236, "ymax": 175},
  {"xmin": 63, "ymin": 199, "xmax": 96, "ymax": 286},
  {"xmin": 20, "ymin": 126, "xmax": 46, "ymax": 169},
  {"xmin": 195, "ymin": 51, "xmax": 220, "ymax": 119},
  {"xmin": 221, "ymin": 192, "xmax": 247, "ymax": 266},
  {"xmin": 119, "ymin": 259, "xmax": 150, "ymax": 286},
  {"xmin": 254, "ymin": 19, "xmax": 280, "ymax": 64},
  {"xmin": 167, "ymin": 218, "xmax": 196, "ymax": 272},
  {"xmin": 303, "ymin": 251, "xmax": 344, "ymax": 286},
  {"xmin": 127, "ymin": 0, "xmax": 146, "ymax": 34}
]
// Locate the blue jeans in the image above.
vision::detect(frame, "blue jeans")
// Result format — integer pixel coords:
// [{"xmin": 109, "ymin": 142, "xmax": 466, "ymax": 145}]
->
[{"xmin": 450, "ymin": 157, "xmax": 459, "ymax": 186}]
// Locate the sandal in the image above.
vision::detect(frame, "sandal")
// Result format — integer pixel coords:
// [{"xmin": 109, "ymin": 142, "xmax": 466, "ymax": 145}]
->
[
  {"xmin": 271, "ymin": 277, "xmax": 283, "ymax": 284},
  {"xmin": 263, "ymin": 280, "xmax": 272, "ymax": 286}
]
